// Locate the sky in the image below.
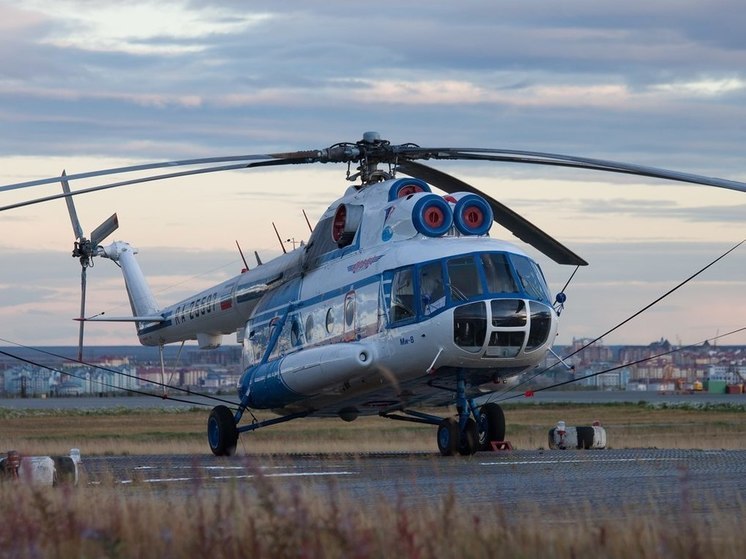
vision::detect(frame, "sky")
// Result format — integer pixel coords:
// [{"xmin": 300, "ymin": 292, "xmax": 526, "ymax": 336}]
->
[{"xmin": 0, "ymin": 0, "xmax": 745, "ymax": 350}]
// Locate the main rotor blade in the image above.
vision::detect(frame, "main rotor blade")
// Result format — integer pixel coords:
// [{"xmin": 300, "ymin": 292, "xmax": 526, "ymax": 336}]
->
[
  {"xmin": 396, "ymin": 147, "xmax": 746, "ymax": 194},
  {"xmin": 61, "ymin": 170, "xmax": 84, "ymax": 240},
  {"xmin": 0, "ymin": 158, "xmax": 312, "ymax": 213},
  {"xmin": 0, "ymin": 151, "xmax": 322, "ymax": 194},
  {"xmin": 90, "ymin": 213, "xmax": 119, "ymax": 248},
  {"xmin": 397, "ymin": 160, "xmax": 588, "ymax": 266}
]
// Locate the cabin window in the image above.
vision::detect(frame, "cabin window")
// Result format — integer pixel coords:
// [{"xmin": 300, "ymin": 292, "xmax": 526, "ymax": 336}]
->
[
  {"xmin": 447, "ymin": 255, "xmax": 483, "ymax": 302},
  {"xmin": 344, "ymin": 292, "xmax": 356, "ymax": 327},
  {"xmin": 419, "ymin": 261, "xmax": 446, "ymax": 316},
  {"xmin": 290, "ymin": 318, "xmax": 302, "ymax": 347},
  {"xmin": 325, "ymin": 308, "xmax": 335, "ymax": 333},
  {"xmin": 390, "ymin": 267, "xmax": 415, "ymax": 322}
]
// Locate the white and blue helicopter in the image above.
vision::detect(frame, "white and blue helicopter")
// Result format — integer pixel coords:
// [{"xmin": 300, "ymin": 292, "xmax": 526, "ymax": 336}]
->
[{"xmin": 2, "ymin": 132, "xmax": 745, "ymax": 456}]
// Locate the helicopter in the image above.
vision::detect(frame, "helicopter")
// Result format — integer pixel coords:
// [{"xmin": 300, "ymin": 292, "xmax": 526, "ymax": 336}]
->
[{"xmin": 1, "ymin": 131, "xmax": 745, "ymax": 456}]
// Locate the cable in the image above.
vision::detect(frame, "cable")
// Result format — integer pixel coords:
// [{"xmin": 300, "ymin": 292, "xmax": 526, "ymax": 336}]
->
[
  {"xmin": 0, "ymin": 338, "xmax": 239, "ymax": 409},
  {"xmin": 488, "ymin": 239, "xmax": 745, "ymax": 401},
  {"xmin": 496, "ymin": 326, "xmax": 746, "ymax": 402}
]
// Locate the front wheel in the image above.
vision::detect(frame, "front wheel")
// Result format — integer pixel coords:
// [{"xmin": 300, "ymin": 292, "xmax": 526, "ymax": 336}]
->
[
  {"xmin": 208, "ymin": 405, "xmax": 238, "ymax": 456},
  {"xmin": 437, "ymin": 417, "xmax": 459, "ymax": 456},
  {"xmin": 458, "ymin": 417, "xmax": 478, "ymax": 456},
  {"xmin": 477, "ymin": 403, "xmax": 506, "ymax": 451}
]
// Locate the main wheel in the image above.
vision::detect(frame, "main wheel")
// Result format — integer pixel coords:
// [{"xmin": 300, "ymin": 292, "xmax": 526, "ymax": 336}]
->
[
  {"xmin": 458, "ymin": 417, "xmax": 478, "ymax": 456},
  {"xmin": 437, "ymin": 417, "xmax": 459, "ymax": 456},
  {"xmin": 208, "ymin": 405, "xmax": 238, "ymax": 456},
  {"xmin": 477, "ymin": 403, "xmax": 506, "ymax": 451}
]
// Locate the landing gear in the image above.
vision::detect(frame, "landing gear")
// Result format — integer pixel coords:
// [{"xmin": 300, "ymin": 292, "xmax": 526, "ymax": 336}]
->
[
  {"xmin": 477, "ymin": 402, "xmax": 506, "ymax": 450},
  {"xmin": 437, "ymin": 418, "xmax": 459, "ymax": 456},
  {"xmin": 208, "ymin": 405, "xmax": 238, "ymax": 456},
  {"xmin": 435, "ymin": 414, "xmax": 482, "ymax": 456},
  {"xmin": 458, "ymin": 417, "xmax": 479, "ymax": 456}
]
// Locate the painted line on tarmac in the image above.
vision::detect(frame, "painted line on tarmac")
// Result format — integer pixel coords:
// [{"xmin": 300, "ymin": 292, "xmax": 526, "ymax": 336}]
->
[
  {"xmin": 480, "ymin": 457, "xmax": 686, "ymax": 466},
  {"xmin": 119, "ymin": 470, "xmax": 356, "ymax": 484}
]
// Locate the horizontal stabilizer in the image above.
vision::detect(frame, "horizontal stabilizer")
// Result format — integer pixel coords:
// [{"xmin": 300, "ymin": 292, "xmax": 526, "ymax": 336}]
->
[{"xmin": 74, "ymin": 315, "xmax": 166, "ymax": 323}]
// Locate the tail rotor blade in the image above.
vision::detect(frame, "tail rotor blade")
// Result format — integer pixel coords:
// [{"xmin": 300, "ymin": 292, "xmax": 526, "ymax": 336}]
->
[
  {"xmin": 61, "ymin": 170, "xmax": 84, "ymax": 240},
  {"xmin": 90, "ymin": 213, "xmax": 119, "ymax": 247}
]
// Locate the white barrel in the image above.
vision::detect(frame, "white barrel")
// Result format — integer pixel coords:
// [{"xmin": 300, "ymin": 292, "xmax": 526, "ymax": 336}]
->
[{"xmin": 548, "ymin": 424, "xmax": 607, "ymax": 449}]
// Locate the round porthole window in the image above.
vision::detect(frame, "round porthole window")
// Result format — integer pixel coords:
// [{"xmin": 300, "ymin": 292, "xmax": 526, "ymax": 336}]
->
[
  {"xmin": 325, "ymin": 308, "xmax": 334, "ymax": 333},
  {"xmin": 290, "ymin": 320, "xmax": 301, "ymax": 346},
  {"xmin": 305, "ymin": 315, "xmax": 314, "ymax": 342},
  {"xmin": 345, "ymin": 296, "xmax": 355, "ymax": 327}
]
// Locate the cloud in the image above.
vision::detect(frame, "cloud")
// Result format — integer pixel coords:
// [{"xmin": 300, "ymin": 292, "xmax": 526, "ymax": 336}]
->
[{"xmin": 0, "ymin": 0, "xmax": 744, "ymax": 347}]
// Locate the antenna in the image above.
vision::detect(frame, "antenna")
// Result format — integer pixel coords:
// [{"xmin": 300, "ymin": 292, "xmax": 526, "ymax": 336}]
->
[
  {"xmin": 272, "ymin": 222, "xmax": 287, "ymax": 254},
  {"xmin": 302, "ymin": 209, "xmax": 313, "ymax": 233},
  {"xmin": 235, "ymin": 240, "xmax": 250, "ymax": 272}
]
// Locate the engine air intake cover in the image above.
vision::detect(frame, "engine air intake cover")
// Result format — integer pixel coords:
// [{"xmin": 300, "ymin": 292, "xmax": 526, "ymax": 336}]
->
[
  {"xmin": 453, "ymin": 194, "xmax": 493, "ymax": 236},
  {"xmin": 388, "ymin": 178, "xmax": 431, "ymax": 201},
  {"xmin": 332, "ymin": 203, "xmax": 363, "ymax": 247},
  {"xmin": 412, "ymin": 194, "xmax": 453, "ymax": 237}
]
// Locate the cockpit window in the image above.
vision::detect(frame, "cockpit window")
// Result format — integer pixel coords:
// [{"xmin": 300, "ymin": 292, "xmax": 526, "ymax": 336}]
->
[
  {"xmin": 481, "ymin": 253, "xmax": 518, "ymax": 294},
  {"xmin": 390, "ymin": 267, "xmax": 415, "ymax": 322},
  {"xmin": 447, "ymin": 255, "xmax": 483, "ymax": 302},
  {"xmin": 419, "ymin": 262, "xmax": 445, "ymax": 316},
  {"xmin": 510, "ymin": 254, "xmax": 551, "ymax": 303}
]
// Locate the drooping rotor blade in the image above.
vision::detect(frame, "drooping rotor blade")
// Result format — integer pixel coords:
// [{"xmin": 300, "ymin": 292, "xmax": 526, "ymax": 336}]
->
[
  {"xmin": 397, "ymin": 160, "xmax": 588, "ymax": 266},
  {"xmin": 61, "ymin": 170, "xmax": 84, "ymax": 240},
  {"xmin": 395, "ymin": 147, "xmax": 746, "ymax": 194},
  {"xmin": 0, "ymin": 158, "xmax": 311, "ymax": 213},
  {"xmin": 90, "ymin": 213, "xmax": 119, "ymax": 248},
  {"xmin": 0, "ymin": 151, "xmax": 323, "ymax": 195}
]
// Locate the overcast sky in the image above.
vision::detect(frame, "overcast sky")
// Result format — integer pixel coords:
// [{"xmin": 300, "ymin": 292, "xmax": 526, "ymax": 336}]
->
[{"xmin": 1, "ymin": 0, "xmax": 745, "ymax": 352}]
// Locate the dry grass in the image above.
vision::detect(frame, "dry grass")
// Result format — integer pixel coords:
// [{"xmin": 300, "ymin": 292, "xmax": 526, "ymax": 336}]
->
[
  {"xmin": 2, "ymin": 401, "xmax": 746, "ymax": 456},
  {"xmin": 1, "ymin": 472, "xmax": 746, "ymax": 558}
]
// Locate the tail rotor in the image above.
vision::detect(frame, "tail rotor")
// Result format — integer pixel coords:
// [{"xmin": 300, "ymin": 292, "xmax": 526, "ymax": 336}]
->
[{"xmin": 61, "ymin": 170, "xmax": 119, "ymax": 361}]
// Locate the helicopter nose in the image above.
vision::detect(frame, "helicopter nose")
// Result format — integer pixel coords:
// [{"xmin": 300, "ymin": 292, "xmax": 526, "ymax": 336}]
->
[{"xmin": 452, "ymin": 298, "xmax": 555, "ymax": 357}]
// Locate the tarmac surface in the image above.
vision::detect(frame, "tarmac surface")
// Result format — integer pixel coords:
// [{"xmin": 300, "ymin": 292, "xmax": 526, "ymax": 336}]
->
[
  {"xmin": 81, "ymin": 449, "xmax": 746, "ymax": 522},
  {"xmin": 6, "ymin": 393, "xmax": 746, "ymax": 522}
]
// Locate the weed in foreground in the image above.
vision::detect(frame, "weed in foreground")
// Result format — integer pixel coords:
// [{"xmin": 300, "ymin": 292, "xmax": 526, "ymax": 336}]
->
[{"xmin": 2, "ymin": 471, "xmax": 746, "ymax": 559}]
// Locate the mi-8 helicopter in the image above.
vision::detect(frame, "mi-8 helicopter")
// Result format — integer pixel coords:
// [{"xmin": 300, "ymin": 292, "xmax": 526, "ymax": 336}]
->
[{"xmin": 2, "ymin": 132, "xmax": 745, "ymax": 456}]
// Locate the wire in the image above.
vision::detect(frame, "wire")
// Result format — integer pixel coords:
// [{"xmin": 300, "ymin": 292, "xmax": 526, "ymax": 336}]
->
[
  {"xmin": 558, "ymin": 265, "xmax": 580, "ymax": 295},
  {"xmin": 487, "ymin": 239, "xmax": 745, "ymax": 401},
  {"xmin": 0, "ymin": 338, "xmax": 239, "ymax": 409},
  {"xmin": 496, "ymin": 326, "xmax": 746, "ymax": 402}
]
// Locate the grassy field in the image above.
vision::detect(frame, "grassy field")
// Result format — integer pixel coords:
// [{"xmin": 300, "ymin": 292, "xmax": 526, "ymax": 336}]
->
[
  {"xmin": 3, "ymin": 402, "xmax": 746, "ymax": 558},
  {"xmin": 2, "ymin": 474, "xmax": 745, "ymax": 559},
  {"xmin": 2, "ymin": 401, "xmax": 746, "ymax": 456}
]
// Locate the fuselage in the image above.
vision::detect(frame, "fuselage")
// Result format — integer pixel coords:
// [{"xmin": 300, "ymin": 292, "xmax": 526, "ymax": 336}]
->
[{"xmin": 111, "ymin": 176, "xmax": 560, "ymax": 415}]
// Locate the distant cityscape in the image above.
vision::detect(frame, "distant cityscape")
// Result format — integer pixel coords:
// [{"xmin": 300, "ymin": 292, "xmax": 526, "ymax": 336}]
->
[{"xmin": 1, "ymin": 338, "xmax": 745, "ymax": 398}]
